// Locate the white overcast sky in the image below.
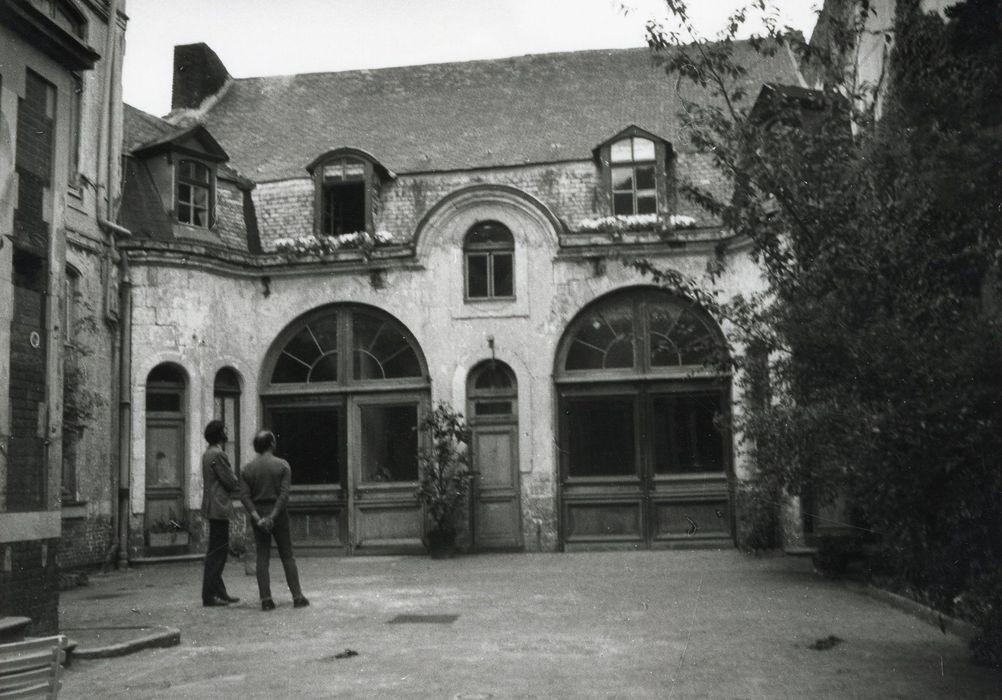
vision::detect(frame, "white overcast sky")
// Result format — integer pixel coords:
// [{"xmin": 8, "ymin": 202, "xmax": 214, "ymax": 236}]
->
[{"xmin": 122, "ymin": 0, "xmax": 821, "ymax": 117}]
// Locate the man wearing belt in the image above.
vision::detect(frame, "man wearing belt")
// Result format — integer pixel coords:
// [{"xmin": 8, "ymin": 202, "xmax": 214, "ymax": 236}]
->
[{"xmin": 239, "ymin": 430, "xmax": 309, "ymax": 611}]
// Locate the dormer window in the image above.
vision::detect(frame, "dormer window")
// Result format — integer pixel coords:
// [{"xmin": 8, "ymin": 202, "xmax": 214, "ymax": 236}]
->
[
  {"xmin": 464, "ymin": 221, "xmax": 514, "ymax": 300},
  {"xmin": 595, "ymin": 127, "xmax": 673, "ymax": 220},
  {"xmin": 307, "ymin": 149, "xmax": 393, "ymax": 238},
  {"xmin": 611, "ymin": 136, "xmax": 657, "ymax": 216},
  {"xmin": 321, "ymin": 157, "xmax": 366, "ymax": 235},
  {"xmin": 176, "ymin": 159, "xmax": 213, "ymax": 228}
]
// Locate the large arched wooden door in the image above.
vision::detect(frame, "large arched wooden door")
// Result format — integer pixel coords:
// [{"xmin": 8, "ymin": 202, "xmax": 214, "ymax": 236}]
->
[
  {"xmin": 261, "ymin": 304, "xmax": 430, "ymax": 554},
  {"xmin": 467, "ymin": 361, "xmax": 522, "ymax": 550},
  {"xmin": 555, "ymin": 288, "xmax": 733, "ymax": 550}
]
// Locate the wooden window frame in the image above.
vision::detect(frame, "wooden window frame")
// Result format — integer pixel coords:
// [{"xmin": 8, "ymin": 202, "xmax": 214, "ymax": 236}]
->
[
  {"xmin": 313, "ymin": 156, "xmax": 375, "ymax": 236},
  {"xmin": 463, "ymin": 222, "xmax": 515, "ymax": 302},
  {"xmin": 175, "ymin": 158, "xmax": 214, "ymax": 229},
  {"xmin": 597, "ymin": 128, "xmax": 674, "ymax": 220}
]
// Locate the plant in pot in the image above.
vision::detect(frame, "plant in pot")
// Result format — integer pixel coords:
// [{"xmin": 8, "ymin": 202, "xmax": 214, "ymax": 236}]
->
[
  {"xmin": 415, "ymin": 403, "xmax": 474, "ymax": 558},
  {"xmin": 146, "ymin": 509, "xmax": 190, "ymax": 549}
]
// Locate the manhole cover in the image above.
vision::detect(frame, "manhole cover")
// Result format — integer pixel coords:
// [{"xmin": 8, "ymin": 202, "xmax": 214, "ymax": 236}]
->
[{"xmin": 388, "ymin": 614, "xmax": 458, "ymax": 624}]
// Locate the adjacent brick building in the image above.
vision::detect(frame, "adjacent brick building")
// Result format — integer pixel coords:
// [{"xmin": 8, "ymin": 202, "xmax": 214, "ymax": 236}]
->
[
  {"xmin": 0, "ymin": 0, "xmax": 126, "ymax": 632},
  {"xmin": 116, "ymin": 40, "xmax": 804, "ymax": 559}
]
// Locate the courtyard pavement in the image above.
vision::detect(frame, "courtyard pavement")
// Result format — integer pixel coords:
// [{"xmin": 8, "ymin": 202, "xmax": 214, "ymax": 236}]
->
[{"xmin": 58, "ymin": 550, "xmax": 1000, "ymax": 699}]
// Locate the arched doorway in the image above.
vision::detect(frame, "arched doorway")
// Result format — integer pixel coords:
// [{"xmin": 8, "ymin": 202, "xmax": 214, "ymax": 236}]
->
[
  {"xmin": 554, "ymin": 288, "xmax": 733, "ymax": 550},
  {"xmin": 467, "ymin": 360, "xmax": 521, "ymax": 550},
  {"xmin": 144, "ymin": 363, "xmax": 189, "ymax": 551},
  {"xmin": 260, "ymin": 304, "xmax": 430, "ymax": 554}
]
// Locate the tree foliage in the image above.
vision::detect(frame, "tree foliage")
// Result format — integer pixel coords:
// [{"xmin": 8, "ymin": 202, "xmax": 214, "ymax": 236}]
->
[{"xmin": 638, "ymin": 0, "xmax": 1002, "ymax": 665}]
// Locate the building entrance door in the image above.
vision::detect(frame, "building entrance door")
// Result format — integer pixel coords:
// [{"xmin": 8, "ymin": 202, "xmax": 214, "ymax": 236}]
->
[
  {"xmin": 467, "ymin": 361, "xmax": 522, "ymax": 550},
  {"xmin": 349, "ymin": 394, "xmax": 426, "ymax": 553},
  {"xmin": 260, "ymin": 303, "xmax": 431, "ymax": 555},
  {"xmin": 554, "ymin": 288, "xmax": 734, "ymax": 550}
]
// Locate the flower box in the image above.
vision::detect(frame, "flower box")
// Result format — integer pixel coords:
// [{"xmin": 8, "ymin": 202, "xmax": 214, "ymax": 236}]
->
[{"xmin": 147, "ymin": 530, "xmax": 190, "ymax": 548}]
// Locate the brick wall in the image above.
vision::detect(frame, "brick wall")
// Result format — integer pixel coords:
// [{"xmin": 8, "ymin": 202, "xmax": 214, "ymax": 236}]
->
[
  {"xmin": 57, "ymin": 515, "xmax": 113, "ymax": 569},
  {"xmin": 6, "ymin": 254, "xmax": 48, "ymax": 512},
  {"xmin": 252, "ymin": 156, "xmax": 724, "ymax": 250},
  {"xmin": 0, "ymin": 539, "xmax": 60, "ymax": 635},
  {"xmin": 13, "ymin": 70, "xmax": 54, "ymax": 255}
]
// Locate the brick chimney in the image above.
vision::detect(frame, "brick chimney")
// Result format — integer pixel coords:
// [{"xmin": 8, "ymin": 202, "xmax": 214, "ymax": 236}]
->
[{"xmin": 171, "ymin": 43, "xmax": 230, "ymax": 111}]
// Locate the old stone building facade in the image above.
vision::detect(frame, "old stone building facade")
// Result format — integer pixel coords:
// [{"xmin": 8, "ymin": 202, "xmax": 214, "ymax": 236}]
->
[
  {"xmin": 117, "ymin": 41, "xmax": 803, "ymax": 558},
  {"xmin": 0, "ymin": 0, "xmax": 126, "ymax": 632}
]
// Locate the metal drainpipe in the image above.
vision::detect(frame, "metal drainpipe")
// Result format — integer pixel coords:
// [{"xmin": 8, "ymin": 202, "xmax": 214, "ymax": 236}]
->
[
  {"xmin": 115, "ymin": 250, "xmax": 132, "ymax": 567},
  {"xmin": 96, "ymin": 0, "xmax": 128, "ymax": 565}
]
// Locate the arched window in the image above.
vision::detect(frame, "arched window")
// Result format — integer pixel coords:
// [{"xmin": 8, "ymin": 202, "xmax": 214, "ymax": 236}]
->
[
  {"xmin": 268, "ymin": 306, "xmax": 424, "ymax": 386},
  {"xmin": 610, "ymin": 136, "xmax": 657, "ymax": 216},
  {"xmin": 464, "ymin": 221, "xmax": 514, "ymax": 300},
  {"xmin": 214, "ymin": 368, "xmax": 241, "ymax": 472},
  {"xmin": 559, "ymin": 289, "xmax": 726, "ymax": 375},
  {"xmin": 262, "ymin": 305, "xmax": 429, "ymax": 489},
  {"xmin": 468, "ymin": 360, "xmax": 517, "ymax": 419}
]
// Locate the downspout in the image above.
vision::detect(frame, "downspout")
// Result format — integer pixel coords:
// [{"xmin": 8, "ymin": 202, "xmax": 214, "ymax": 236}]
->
[{"xmin": 95, "ymin": 0, "xmax": 131, "ymax": 567}]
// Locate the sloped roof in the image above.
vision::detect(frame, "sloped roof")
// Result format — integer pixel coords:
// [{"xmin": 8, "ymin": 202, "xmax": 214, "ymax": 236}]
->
[
  {"xmin": 198, "ymin": 44, "xmax": 802, "ymax": 182},
  {"xmin": 123, "ymin": 103, "xmax": 183, "ymax": 154}
]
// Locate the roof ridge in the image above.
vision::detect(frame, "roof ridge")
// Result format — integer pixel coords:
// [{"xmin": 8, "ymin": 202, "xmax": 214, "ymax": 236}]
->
[{"xmin": 226, "ymin": 45, "xmax": 656, "ymax": 83}]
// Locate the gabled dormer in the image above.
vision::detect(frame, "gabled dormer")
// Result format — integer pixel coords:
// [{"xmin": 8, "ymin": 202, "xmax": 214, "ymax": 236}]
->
[
  {"xmin": 593, "ymin": 126, "xmax": 675, "ymax": 219},
  {"xmin": 305, "ymin": 148, "xmax": 395, "ymax": 237}
]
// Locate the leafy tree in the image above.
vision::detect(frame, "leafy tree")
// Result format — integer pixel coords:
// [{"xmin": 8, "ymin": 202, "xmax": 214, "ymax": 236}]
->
[{"xmin": 633, "ymin": 0, "xmax": 1002, "ymax": 665}]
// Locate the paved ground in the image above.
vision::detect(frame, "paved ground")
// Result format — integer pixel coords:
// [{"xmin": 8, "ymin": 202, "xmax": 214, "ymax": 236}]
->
[{"xmin": 58, "ymin": 550, "xmax": 1000, "ymax": 699}]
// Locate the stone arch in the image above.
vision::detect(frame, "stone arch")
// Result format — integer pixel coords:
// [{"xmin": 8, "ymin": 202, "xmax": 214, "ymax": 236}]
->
[{"xmin": 413, "ymin": 184, "xmax": 563, "ymax": 260}]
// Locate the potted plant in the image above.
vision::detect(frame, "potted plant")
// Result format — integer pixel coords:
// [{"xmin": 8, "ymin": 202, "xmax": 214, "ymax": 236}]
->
[
  {"xmin": 146, "ymin": 510, "xmax": 190, "ymax": 549},
  {"xmin": 415, "ymin": 403, "xmax": 474, "ymax": 558}
]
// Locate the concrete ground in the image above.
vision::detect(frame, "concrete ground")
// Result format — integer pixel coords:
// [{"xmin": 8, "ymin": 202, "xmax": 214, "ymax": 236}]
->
[{"xmin": 58, "ymin": 550, "xmax": 1000, "ymax": 699}]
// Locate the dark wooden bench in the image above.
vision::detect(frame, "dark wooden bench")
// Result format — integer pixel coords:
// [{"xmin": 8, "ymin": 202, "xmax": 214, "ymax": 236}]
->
[{"xmin": 0, "ymin": 635, "xmax": 68, "ymax": 699}]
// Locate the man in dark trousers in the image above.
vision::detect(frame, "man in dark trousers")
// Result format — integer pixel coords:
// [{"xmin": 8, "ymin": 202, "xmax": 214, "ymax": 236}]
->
[
  {"xmin": 200, "ymin": 419, "xmax": 240, "ymax": 607},
  {"xmin": 240, "ymin": 430, "xmax": 309, "ymax": 611}
]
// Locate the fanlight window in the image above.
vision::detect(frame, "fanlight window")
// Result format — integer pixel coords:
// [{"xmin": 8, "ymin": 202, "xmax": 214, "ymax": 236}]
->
[
  {"xmin": 270, "ymin": 307, "xmax": 423, "ymax": 385},
  {"xmin": 562, "ymin": 290, "xmax": 725, "ymax": 374}
]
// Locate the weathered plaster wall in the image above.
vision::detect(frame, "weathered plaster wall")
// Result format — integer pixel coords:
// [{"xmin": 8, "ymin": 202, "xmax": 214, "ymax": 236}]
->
[{"xmin": 126, "ymin": 178, "xmax": 763, "ymax": 552}]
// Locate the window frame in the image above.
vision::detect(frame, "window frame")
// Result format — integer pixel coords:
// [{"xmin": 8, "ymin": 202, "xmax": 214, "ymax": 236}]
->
[
  {"xmin": 463, "ymin": 221, "xmax": 515, "ymax": 302},
  {"xmin": 175, "ymin": 157, "xmax": 215, "ymax": 229},
  {"xmin": 308, "ymin": 150, "xmax": 389, "ymax": 238},
  {"xmin": 597, "ymin": 128, "xmax": 673, "ymax": 220}
]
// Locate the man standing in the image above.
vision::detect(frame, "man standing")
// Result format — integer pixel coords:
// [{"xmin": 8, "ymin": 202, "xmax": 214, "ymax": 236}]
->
[
  {"xmin": 240, "ymin": 430, "xmax": 309, "ymax": 611},
  {"xmin": 200, "ymin": 419, "xmax": 240, "ymax": 607}
]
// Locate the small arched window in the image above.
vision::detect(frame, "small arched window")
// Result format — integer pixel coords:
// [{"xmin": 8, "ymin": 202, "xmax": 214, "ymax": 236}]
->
[
  {"xmin": 464, "ymin": 221, "xmax": 514, "ymax": 300},
  {"xmin": 320, "ymin": 157, "xmax": 367, "ymax": 235},
  {"xmin": 214, "ymin": 368, "xmax": 241, "ymax": 472},
  {"xmin": 468, "ymin": 361, "xmax": 517, "ymax": 419}
]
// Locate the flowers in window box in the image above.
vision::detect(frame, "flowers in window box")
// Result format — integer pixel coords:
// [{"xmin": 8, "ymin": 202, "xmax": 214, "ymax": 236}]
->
[
  {"xmin": 576, "ymin": 213, "xmax": 698, "ymax": 234},
  {"xmin": 273, "ymin": 230, "xmax": 394, "ymax": 259}
]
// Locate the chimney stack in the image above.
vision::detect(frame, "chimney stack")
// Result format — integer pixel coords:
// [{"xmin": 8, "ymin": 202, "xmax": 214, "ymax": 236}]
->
[{"xmin": 171, "ymin": 43, "xmax": 230, "ymax": 111}]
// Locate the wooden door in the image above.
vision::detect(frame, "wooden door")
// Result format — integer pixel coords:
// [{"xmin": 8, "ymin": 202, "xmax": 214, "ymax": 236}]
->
[
  {"xmin": 349, "ymin": 394, "xmax": 426, "ymax": 553},
  {"xmin": 471, "ymin": 423, "xmax": 521, "ymax": 549},
  {"xmin": 144, "ymin": 418, "xmax": 186, "ymax": 537}
]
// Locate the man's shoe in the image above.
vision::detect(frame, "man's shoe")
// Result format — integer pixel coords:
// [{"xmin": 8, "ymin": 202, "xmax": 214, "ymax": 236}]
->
[
  {"xmin": 203, "ymin": 596, "xmax": 230, "ymax": 607},
  {"xmin": 261, "ymin": 598, "xmax": 276, "ymax": 611},
  {"xmin": 223, "ymin": 595, "xmax": 240, "ymax": 604},
  {"xmin": 293, "ymin": 596, "xmax": 310, "ymax": 608}
]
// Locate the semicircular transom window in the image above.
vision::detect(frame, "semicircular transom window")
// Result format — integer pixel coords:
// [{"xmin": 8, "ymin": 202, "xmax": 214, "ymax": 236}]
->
[
  {"xmin": 561, "ymin": 290, "xmax": 726, "ymax": 375},
  {"xmin": 270, "ymin": 306, "xmax": 424, "ymax": 385}
]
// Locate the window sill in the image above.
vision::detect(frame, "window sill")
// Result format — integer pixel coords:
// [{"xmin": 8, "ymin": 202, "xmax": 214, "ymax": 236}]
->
[
  {"xmin": 174, "ymin": 224, "xmax": 219, "ymax": 244},
  {"xmin": 61, "ymin": 500, "xmax": 88, "ymax": 519}
]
